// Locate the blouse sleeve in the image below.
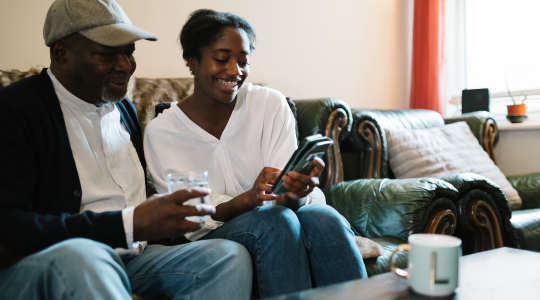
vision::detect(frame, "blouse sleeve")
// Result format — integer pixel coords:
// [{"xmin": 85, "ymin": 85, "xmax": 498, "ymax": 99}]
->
[
  {"xmin": 263, "ymin": 89, "xmax": 326, "ymax": 204},
  {"xmin": 264, "ymin": 91, "xmax": 298, "ymax": 170}
]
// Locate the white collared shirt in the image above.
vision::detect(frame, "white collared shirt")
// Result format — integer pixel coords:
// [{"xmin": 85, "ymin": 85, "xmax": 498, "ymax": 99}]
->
[
  {"xmin": 47, "ymin": 69, "xmax": 146, "ymax": 257},
  {"xmin": 144, "ymin": 83, "xmax": 326, "ymax": 241}
]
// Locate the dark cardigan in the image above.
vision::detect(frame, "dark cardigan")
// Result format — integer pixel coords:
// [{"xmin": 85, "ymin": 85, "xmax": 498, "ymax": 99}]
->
[{"xmin": 0, "ymin": 69, "xmax": 146, "ymax": 267}]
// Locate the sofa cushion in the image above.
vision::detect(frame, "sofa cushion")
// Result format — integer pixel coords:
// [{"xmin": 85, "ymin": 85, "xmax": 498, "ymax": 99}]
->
[
  {"xmin": 386, "ymin": 121, "xmax": 522, "ymax": 210},
  {"xmin": 354, "ymin": 236, "xmax": 384, "ymax": 259}
]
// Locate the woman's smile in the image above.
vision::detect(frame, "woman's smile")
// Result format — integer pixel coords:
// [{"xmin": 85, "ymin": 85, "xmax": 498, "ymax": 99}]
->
[{"xmin": 216, "ymin": 78, "xmax": 239, "ymax": 92}]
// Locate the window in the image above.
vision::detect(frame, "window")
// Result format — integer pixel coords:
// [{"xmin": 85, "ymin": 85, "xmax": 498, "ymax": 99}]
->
[{"xmin": 448, "ymin": 0, "xmax": 540, "ymax": 119}]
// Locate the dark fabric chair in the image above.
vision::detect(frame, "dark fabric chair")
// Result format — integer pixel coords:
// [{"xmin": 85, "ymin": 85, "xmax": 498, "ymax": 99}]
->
[{"xmin": 341, "ymin": 109, "xmax": 540, "ymax": 254}]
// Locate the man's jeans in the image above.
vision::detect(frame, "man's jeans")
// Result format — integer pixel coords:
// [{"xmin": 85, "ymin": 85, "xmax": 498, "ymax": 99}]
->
[
  {"xmin": 0, "ymin": 238, "xmax": 252, "ymax": 300},
  {"xmin": 200, "ymin": 204, "xmax": 368, "ymax": 299}
]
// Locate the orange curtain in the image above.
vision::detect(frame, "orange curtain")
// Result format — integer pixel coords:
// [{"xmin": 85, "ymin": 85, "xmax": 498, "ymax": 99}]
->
[{"xmin": 410, "ymin": 0, "xmax": 445, "ymax": 115}]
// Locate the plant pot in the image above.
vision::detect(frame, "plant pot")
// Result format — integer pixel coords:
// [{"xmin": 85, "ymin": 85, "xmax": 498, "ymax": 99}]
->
[{"xmin": 507, "ymin": 104, "xmax": 527, "ymax": 116}]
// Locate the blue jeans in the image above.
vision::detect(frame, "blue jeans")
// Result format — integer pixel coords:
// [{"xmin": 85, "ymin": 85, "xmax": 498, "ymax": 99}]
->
[
  {"xmin": 199, "ymin": 204, "xmax": 368, "ymax": 299},
  {"xmin": 0, "ymin": 238, "xmax": 252, "ymax": 300}
]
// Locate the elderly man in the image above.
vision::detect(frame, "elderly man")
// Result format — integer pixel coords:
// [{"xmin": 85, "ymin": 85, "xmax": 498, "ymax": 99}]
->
[{"xmin": 0, "ymin": 0, "xmax": 252, "ymax": 299}]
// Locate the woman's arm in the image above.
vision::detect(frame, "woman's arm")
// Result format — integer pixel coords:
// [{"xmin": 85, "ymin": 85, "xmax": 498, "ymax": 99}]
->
[
  {"xmin": 212, "ymin": 167, "xmax": 281, "ymax": 222},
  {"xmin": 214, "ymin": 157, "xmax": 325, "ymax": 219}
]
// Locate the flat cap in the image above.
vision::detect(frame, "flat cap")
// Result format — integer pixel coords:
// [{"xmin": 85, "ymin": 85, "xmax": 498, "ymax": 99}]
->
[{"xmin": 43, "ymin": 0, "xmax": 157, "ymax": 47}]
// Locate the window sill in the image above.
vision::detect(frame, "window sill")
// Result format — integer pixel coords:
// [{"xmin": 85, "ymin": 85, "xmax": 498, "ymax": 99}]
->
[{"xmin": 496, "ymin": 115, "xmax": 540, "ymax": 132}]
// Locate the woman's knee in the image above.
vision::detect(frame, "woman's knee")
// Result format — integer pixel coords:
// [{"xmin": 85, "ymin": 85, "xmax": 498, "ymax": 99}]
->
[
  {"xmin": 296, "ymin": 204, "xmax": 350, "ymax": 230},
  {"xmin": 255, "ymin": 205, "xmax": 301, "ymax": 233}
]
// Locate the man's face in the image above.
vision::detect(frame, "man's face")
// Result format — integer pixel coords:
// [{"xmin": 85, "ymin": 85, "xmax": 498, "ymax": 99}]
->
[{"xmin": 62, "ymin": 35, "xmax": 136, "ymax": 105}]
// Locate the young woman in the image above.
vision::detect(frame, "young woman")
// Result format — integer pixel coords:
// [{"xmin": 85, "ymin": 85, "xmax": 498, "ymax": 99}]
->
[{"xmin": 143, "ymin": 9, "xmax": 367, "ymax": 298}]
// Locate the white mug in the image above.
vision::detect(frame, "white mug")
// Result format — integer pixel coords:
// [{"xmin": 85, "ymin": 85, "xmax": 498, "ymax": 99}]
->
[{"xmin": 390, "ymin": 234, "xmax": 462, "ymax": 297}]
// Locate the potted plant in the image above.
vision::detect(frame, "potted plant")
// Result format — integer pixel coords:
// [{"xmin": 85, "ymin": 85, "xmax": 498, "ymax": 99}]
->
[{"xmin": 506, "ymin": 86, "xmax": 528, "ymax": 123}]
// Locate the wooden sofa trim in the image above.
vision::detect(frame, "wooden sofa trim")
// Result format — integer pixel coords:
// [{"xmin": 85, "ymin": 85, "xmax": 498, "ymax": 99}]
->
[
  {"xmin": 483, "ymin": 119, "xmax": 498, "ymax": 165},
  {"xmin": 321, "ymin": 108, "xmax": 349, "ymax": 188},
  {"xmin": 467, "ymin": 199, "xmax": 504, "ymax": 252},
  {"xmin": 423, "ymin": 208, "xmax": 457, "ymax": 235},
  {"xmin": 356, "ymin": 120, "xmax": 381, "ymax": 179}
]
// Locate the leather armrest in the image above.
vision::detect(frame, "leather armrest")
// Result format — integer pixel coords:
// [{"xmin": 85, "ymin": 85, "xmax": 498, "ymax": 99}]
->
[
  {"xmin": 510, "ymin": 208, "xmax": 540, "ymax": 252},
  {"xmin": 323, "ymin": 178, "xmax": 458, "ymax": 241},
  {"xmin": 438, "ymin": 173, "xmax": 511, "ymax": 220},
  {"xmin": 507, "ymin": 172, "xmax": 540, "ymax": 210},
  {"xmin": 294, "ymin": 98, "xmax": 352, "ymax": 187},
  {"xmin": 293, "ymin": 98, "xmax": 352, "ymax": 142},
  {"xmin": 438, "ymin": 173, "xmax": 513, "ymax": 252},
  {"xmin": 444, "ymin": 111, "xmax": 499, "ymax": 148}
]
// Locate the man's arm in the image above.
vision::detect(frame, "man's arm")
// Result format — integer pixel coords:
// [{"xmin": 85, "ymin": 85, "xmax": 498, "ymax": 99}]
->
[{"xmin": 0, "ymin": 84, "xmax": 127, "ymax": 255}]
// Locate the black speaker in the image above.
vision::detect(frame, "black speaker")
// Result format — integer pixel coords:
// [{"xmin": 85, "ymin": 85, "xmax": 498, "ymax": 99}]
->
[{"xmin": 462, "ymin": 88, "xmax": 490, "ymax": 113}]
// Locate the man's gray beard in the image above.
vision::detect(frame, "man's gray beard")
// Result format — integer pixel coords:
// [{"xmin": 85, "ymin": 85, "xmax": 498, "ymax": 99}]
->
[
  {"xmin": 101, "ymin": 73, "xmax": 130, "ymax": 103},
  {"xmin": 102, "ymin": 86, "xmax": 126, "ymax": 103}
]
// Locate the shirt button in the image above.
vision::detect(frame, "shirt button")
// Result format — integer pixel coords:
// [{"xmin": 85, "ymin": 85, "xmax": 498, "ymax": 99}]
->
[{"xmin": 74, "ymin": 189, "xmax": 82, "ymax": 197}]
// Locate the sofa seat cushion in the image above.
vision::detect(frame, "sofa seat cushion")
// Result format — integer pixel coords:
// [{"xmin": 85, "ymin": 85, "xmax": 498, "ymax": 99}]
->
[
  {"xmin": 386, "ymin": 122, "xmax": 522, "ymax": 210},
  {"xmin": 510, "ymin": 208, "xmax": 540, "ymax": 251}
]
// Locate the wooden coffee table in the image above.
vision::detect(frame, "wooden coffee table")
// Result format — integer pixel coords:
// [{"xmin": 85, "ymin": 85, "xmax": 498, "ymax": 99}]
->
[{"xmin": 268, "ymin": 247, "xmax": 540, "ymax": 300}]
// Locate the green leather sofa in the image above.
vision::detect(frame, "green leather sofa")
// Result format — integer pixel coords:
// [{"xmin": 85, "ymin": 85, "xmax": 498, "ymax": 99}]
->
[
  {"xmin": 292, "ymin": 100, "xmax": 461, "ymax": 276},
  {"xmin": 341, "ymin": 108, "xmax": 540, "ymax": 254},
  {"xmin": 155, "ymin": 97, "xmax": 460, "ymax": 277}
]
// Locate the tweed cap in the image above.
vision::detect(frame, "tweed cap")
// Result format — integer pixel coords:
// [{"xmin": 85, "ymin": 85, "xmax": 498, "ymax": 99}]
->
[{"xmin": 43, "ymin": 0, "xmax": 157, "ymax": 47}]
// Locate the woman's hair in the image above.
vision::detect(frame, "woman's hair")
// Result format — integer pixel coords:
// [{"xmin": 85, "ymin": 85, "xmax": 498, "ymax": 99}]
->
[{"xmin": 179, "ymin": 9, "xmax": 256, "ymax": 62}]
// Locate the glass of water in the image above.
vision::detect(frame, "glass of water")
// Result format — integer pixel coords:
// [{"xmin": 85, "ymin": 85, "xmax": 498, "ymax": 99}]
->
[{"xmin": 166, "ymin": 171, "xmax": 210, "ymax": 222}]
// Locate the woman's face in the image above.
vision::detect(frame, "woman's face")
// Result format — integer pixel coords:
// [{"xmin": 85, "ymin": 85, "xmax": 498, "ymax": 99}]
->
[{"xmin": 190, "ymin": 27, "xmax": 251, "ymax": 104}]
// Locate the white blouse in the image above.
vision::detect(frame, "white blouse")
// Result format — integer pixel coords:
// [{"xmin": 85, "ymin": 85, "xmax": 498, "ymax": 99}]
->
[{"xmin": 144, "ymin": 83, "xmax": 325, "ymax": 241}]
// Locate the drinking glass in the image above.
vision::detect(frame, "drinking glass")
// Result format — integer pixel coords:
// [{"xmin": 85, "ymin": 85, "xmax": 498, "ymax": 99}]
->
[{"xmin": 166, "ymin": 171, "xmax": 210, "ymax": 222}]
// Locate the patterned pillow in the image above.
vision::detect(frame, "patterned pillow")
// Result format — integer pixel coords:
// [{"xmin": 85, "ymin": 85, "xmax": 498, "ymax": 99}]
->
[{"xmin": 385, "ymin": 122, "xmax": 522, "ymax": 210}]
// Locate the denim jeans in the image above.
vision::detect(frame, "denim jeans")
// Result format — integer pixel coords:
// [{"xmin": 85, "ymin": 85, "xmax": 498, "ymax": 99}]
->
[
  {"xmin": 199, "ymin": 204, "xmax": 368, "ymax": 299},
  {"xmin": 0, "ymin": 238, "xmax": 252, "ymax": 300}
]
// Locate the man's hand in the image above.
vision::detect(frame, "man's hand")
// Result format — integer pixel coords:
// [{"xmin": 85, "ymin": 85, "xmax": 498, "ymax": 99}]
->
[
  {"xmin": 281, "ymin": 156, "xmax": 325, "ymax": 200},
  {"xmin": 247, "ymin": 167, "xmax": 280, "ymax": 206},
  {"xmin": 133, "ymin": 188, "xmax": 215, "ymax": 242}
]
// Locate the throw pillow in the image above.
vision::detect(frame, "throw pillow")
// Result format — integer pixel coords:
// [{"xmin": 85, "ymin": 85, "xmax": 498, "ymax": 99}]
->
[
  {"xmin": 385, "ymin": 121, "xmax": 522, "ymax": 210},
  {"xmin": 355, "ymin": 236, "xmax": 384, "ymax": 259}
]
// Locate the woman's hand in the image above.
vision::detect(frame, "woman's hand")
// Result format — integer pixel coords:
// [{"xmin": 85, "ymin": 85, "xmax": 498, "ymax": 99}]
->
[
  {"xmin": 282, "ymin": 157, "xmax": 325, "ymax": 200},
  {"xmin": 247, "ymin": 167, "xmax": 281, "ymax": 206},
  {"xmin": 213, "ymin": 167, "xmax": 280, "ymax": 222}
]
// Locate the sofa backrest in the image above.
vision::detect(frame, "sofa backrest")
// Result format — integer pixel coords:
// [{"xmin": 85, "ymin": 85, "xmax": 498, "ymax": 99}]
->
[
  {"xmin": 343, "ymin": 109, "xmax": 444, "ymax": 179},
  {"xmin": 126, "ymin": 77, "xmax": 194, "ymax": 136},
  {"xmin": 0, "ymin": 66, "xmax": 44, "ymax": 89},
  {"xmin": 1, "ymin": 66, "xmax": 354, "ymax": 189}
]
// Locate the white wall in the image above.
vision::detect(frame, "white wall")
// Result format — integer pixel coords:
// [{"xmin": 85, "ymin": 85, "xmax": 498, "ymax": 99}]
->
[
  {"xmin": 0, "ymin": 0, "xmax": 411, "ymax": 110},
  {"xmin": 494, "ymin": 124, "xmax": 540, "ymax": 176}
]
